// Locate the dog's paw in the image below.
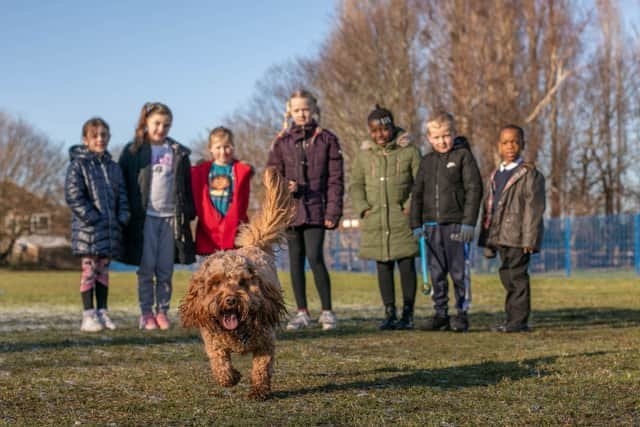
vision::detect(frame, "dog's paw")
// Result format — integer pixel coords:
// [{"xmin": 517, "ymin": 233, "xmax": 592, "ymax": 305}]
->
[
  {"xmin": 218, "ymin": 368, "xmax": 241, "ymax": 387},
  {"xmin": 248, "ymin": 385, "xmax": 270, "ymax": 401}
]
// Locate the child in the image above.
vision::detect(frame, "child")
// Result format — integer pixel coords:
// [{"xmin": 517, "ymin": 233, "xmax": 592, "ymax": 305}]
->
[
  {"xmin": 350, "ymin": 105, "xmax": 422, "ymax": 330},
  {"xmin": 191, "ymin": 127, "xmax": 253, "ymax": 255},
  {"xmin": 267, "ymin": 89, "xmax": 344, "ymax": 331},
  {"xmin": 478, "ymin": 125, "xmax": 546, "ymax": 332},
  {"xmin": 118, "ymin": 102, "xmax": 196, "ymax": 330},
  {"xmin": 64, "ymin": 117, "xmax": 130, "ymax": 332},
  {"xmin": 410, "ymin": 111, "xmax": 483, "ymax": 332}
]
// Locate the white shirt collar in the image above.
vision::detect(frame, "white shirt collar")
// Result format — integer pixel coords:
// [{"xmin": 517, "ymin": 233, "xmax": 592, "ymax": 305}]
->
[{"xmin": 500, "ymin": 157, "xmax": 523, "ymax": 172}]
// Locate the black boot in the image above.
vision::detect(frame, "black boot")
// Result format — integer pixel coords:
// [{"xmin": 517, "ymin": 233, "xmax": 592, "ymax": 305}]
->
[
  {"xmin": 379, "ymin": 305, "xmax": 397, "ymax": 330},
  {"xmin": 395, "ymin": 304, "xmax": 414, "ymax": 330},
  {"xmin": 422, "ymin": 313, "xmax": 451, "ymax": 331},
  {"xmin": 452, "ymin": 311, "xmax": 469, "ymax": 332}
]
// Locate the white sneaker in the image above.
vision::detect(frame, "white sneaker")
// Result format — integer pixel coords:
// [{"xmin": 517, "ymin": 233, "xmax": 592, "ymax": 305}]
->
[
  {"xmin": 81, "ymin": 310, "xmax": 104, "ymax": 332},
  {"xmin": 318, "ymin": 310, "xmax": 337, "ymax": 331},
  {"xmin": 286, "ymin": 311, "xmax": 312, "ymax": 330},
  {"xmin": 97, "ymin": 309, "xmax": 116, "ymax": 330}
]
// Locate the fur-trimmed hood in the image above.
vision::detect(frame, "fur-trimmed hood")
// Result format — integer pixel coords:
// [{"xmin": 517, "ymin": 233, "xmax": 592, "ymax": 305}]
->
[{"xmin": 360, "ymin": 128, "xmax": 412, "ymax": 151}]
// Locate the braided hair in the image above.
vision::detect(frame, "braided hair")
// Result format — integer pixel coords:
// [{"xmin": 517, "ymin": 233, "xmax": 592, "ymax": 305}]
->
[{"xmin": 367, "ymin": 104, "xmax": 394, "ymax": 127}]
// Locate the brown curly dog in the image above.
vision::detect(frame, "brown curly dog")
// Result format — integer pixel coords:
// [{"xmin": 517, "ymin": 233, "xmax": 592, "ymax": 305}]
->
[{"xmin": 180, "ymin": 167, "xmax": 294, "ymax": 400}]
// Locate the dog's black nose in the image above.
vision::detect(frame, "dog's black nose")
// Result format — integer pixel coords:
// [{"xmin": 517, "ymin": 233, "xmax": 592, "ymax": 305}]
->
[{"xmin": 225, "ymin": 296, "xmax": 237, "ymax": 307}]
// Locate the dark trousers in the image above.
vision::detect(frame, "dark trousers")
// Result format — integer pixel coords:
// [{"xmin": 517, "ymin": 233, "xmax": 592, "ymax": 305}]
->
[
  {"xmin": 498, "ymin": 246, "xmax": 531, "ymax": 327},
  {"xmin": 287, "ymin": 225, "xmax": 332, "ymax": 311},
  {"xmin": 424, "ymin": 224, "xmax": 469, "ymax": 316},
  {"xmin": 376, "ymin": 257, "xmax": 417, "ymax": 307}
]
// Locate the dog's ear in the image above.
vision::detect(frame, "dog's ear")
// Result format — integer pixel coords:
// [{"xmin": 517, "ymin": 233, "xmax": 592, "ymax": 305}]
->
[
  {"xmin": 179, "ymin": 268, "xmax": 224, "ymax": 328},
  {"xmin": 251, "ymin": 276, "xmax": 287, "ymax": 327}
]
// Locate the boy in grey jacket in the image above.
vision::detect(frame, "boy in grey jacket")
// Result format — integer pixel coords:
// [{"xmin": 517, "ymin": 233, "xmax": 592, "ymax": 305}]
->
[{"xmin": 478, "ymin": 125, "xmax": 546, "ymax": 332}]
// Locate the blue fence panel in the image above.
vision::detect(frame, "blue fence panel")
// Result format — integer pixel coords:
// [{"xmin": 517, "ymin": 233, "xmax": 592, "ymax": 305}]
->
[{"xmin": 274, "ymin": 213, "xmax": 640, "ymax": 276}]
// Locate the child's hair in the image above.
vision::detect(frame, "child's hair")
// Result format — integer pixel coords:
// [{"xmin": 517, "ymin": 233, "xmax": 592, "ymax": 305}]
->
[
  {"xmin": 426, "ymin": 111, "xmax": 455, "ymax": 136},
  {"xmin": 208, "ymin": 126, "xmax": 234, "ymax": 149},
  {"xmin": 82, "ymin": 117, "xmax": 110, "ymax": 138},
  {"xmin": 280, "ymin": 89, "xmax": 320, "ymax": 133},
  {"xmin": 131, "ymin": 102, "xmax": 173, "ymax": 153},
  {"xmin": 500, "ymin": 124, "xmax": 525, "ymax": 145},
  {"xmin": 367, "ymin": 104, "xmax": 394, "ymax": 127}
]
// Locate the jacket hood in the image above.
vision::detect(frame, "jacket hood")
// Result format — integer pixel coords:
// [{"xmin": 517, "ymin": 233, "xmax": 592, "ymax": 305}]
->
[
  {"xmin": 360, "ymin": 128, "xmax": 411, "ymax": 151},
  {"xmin": 453, "ymin": 136, "xmax": 471, "ymax": 151},
  {"xmin": 68, "ymin": 145, "xmax": 112, "ymax": 162}
]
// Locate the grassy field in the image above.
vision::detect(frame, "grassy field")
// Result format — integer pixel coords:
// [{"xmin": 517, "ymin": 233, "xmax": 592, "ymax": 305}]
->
[{"xmin": 0, "ymin": 270, "xmax": 638, "ymax": 426}]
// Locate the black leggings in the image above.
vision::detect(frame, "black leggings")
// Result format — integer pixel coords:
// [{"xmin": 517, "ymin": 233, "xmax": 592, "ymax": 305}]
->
[
  {"xmin": 376, "ymin": 257, "xmax": 417, "ymax": 307},
  {"xmin": 287, "ymin": 225, "xmax": 332, "ymax": 311}
]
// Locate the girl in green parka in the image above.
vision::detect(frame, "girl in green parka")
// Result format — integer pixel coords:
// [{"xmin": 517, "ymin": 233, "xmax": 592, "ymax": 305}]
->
[{"xmin": 349, "ymin": 105, "xmax": 422, "ymax": 330}]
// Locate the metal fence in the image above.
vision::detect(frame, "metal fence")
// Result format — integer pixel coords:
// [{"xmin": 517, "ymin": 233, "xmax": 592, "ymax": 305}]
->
[{"xmin": 275, "ymin": 214, "xmax": 640, "ymax": 276}]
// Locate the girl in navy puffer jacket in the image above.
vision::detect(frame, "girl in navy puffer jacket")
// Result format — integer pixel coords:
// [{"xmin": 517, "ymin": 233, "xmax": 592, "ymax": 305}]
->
[{"xmin": 64, "ymin": 118, "xmax": 129, "ymax": 332}]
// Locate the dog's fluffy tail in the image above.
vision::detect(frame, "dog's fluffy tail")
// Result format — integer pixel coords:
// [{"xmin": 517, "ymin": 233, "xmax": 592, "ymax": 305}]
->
[{"xmin": 235, "ymin": 167, "xmax": 295, "ymax": 252}]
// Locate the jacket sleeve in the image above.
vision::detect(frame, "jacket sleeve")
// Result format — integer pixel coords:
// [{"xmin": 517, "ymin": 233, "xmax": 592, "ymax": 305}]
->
[
  {"xmin": 401, "ymin": 146, "xmax": 422, "ymax": 212},
  {"xmin": 116, "ymin": 164, "xmax": 130, "ymax": 225},
  {"xmin": 349, "ymin": 153, "xmax": 370, "ymax": 218},
  {"xmin": 266, "ymin": 139, "xmax": 285, "ymax": 177},
  {"xmin": 522, "ymin": 170, "xmax": 546, "ymax": 250},
  {"xmin": 324, "ymin": 135, "xmax": 344, "ymax": 225},
  {"xmin": 477, "ymin": 180, "xmax": 490, "ymax": 247},
  {"xmin": 182, "ymin": 154, "xmax": 196, "ymax": 221},
  {"xmin": 462, "ymin": 150, "xmax": 483, "ymax": 226},
  {"xmin": 409, "ymin": 158, "xmax": 427, "ymax": 229},
  {"xmin": 64, "ymin": 161, "xmax": 101, "ymax": 225}
]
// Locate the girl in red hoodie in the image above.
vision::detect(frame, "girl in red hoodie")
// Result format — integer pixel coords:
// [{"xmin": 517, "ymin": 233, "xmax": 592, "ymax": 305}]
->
[{"xmin": 191, "ymin": 127, "xmax": 252, "ymax": 255}]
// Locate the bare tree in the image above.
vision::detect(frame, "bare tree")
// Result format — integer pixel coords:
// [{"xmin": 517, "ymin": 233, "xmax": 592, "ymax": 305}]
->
[
  {"xmin": 0, "ymin": 111, "xmax": 67, "ymax": 198},
  {"xmin": 311, "ymin": 0, "xmax": 426, "ymax": 164}
]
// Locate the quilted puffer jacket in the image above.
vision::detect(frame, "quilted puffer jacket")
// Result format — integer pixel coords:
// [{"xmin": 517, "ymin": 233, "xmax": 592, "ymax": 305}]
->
[{"xmin": 64, "ymin": 145, "xmax": 130, "ymax": 257}]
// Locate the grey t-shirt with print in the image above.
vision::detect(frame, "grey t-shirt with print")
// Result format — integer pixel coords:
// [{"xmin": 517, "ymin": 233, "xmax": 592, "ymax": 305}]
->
[{"xmin": 147, "ymin": 143, "xmax": 175, "ymax": 217}]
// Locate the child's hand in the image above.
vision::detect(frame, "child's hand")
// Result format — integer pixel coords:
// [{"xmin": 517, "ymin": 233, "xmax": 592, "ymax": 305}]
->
[
  {"xmin": 523, "ymin": 247, "xmax": 534, "ymax": 254},
  {"xmin": 363, "ymin": 209, "xmax": 371, "ymax": 218},
  {"xmin": 451, "ymin": 225, "xmax": 474, "ymax": 243},
  {"xmin": 484, "ymin": 247, "xmax": 497, "ymax": 259},
  {"xmin": 324, "ymin": 219, "xmax": 335, "ymax": 229},
  {"xmin": 287, "ymin": 180, "xmax": 298, "ymax": 193}
]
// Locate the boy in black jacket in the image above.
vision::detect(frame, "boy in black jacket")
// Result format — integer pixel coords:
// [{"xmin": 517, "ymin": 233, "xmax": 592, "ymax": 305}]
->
[
  {"xmin": 410, "ymin": 111, "xmax": 482, "ymax": 332},
  {"xmin": 478, "ymin": 125, "xmax": 545, "ymax": 332}
]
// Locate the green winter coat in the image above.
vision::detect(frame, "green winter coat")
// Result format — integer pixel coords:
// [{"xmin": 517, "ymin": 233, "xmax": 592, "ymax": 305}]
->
[{"xmin": 349, "ymin": 130, "xmax": 422, "ymax": 261}]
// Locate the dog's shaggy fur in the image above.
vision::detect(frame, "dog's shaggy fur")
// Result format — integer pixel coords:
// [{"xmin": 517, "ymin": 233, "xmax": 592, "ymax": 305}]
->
[{"xmin": 179, "ymin": 167, "xmax": 295, "ymax": 400}]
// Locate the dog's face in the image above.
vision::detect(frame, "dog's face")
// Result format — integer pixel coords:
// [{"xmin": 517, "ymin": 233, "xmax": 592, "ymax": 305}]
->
[{"xmin": 180, "ymin": 250, "xmax": 286, "ymax": 333}]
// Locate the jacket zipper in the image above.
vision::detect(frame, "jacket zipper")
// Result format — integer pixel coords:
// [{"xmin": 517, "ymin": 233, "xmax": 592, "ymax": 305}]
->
[
  {"xmin": 435, "ymin": 157, "xmax": 440, "ymax": 222},
  {"xmin": 99, "ymin": 160, "xmax": 113, "ymax": 255}
]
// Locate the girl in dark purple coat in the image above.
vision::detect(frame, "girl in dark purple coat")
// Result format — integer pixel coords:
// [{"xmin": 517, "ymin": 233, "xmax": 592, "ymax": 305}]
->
[{"xmin": 267, "ymin": 89, "xmax": 344, "ymax": 331}]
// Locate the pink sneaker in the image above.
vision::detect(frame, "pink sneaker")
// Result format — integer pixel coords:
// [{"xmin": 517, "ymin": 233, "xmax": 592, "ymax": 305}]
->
[
  {"xmin": 139, "ymin": 312, "xmax": 158, "ymax": 330},
  {"xmin": 155, "ymin": 312, "xmax": 170, "ymax": 330}
]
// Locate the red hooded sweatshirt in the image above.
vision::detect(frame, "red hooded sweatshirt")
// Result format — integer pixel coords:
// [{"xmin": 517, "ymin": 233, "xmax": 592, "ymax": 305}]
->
[{"xmin": 191, "ymin": 160, "xmax": 252, "ymax": 255}]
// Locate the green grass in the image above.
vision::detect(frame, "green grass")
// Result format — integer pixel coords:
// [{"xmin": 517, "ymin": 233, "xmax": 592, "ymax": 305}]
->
[{"xmin": 0, "ymin": 270, "xmax": 638, "ymax": 426}]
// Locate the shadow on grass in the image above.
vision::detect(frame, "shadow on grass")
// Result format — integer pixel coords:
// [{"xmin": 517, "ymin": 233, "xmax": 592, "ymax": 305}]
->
[
  {"xmin": 0, "ymin": 333, "xmax": 202, "ymax": 354},
  {"xmin": 272, "ymin": 351, "xmax": 609, "ymax": 398},
  {"xmin": 1, "ymin": 307, "xmax": 637, "ymax": 353},
  {"xmin": 469, "ymin": 307, "xmax": 640, "ymax": 330}
]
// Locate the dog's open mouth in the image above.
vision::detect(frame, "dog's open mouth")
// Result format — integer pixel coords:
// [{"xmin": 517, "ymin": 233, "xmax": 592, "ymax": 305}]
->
[{"xmin": 222, "ymin": 312, "xmax": 239, "ymax": 330}]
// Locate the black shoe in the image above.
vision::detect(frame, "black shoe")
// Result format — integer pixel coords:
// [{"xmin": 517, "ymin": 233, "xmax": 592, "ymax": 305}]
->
[
  {"xmin": 452, "ymin": 311, "xmax": 469, "ymax": 332},
  {"xmin": 395, "ymin": 304, "xmax": 414, "ymax": 330},
  {"xmin": 422, "ymin": 314, "xmax": 450, "ymax": 331},
  {"xmin": 490, "ymin": 323, "xmax": 531, "ymax": 333},
  {"xmin": 379, "ymin": 305, "xmax": 397, "ymax": 330}
]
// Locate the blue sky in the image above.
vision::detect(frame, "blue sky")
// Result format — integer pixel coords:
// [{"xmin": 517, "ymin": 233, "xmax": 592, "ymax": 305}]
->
[{"xmin": 0, "ymin": 1, "xmax": 336, "ymax": 149}]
